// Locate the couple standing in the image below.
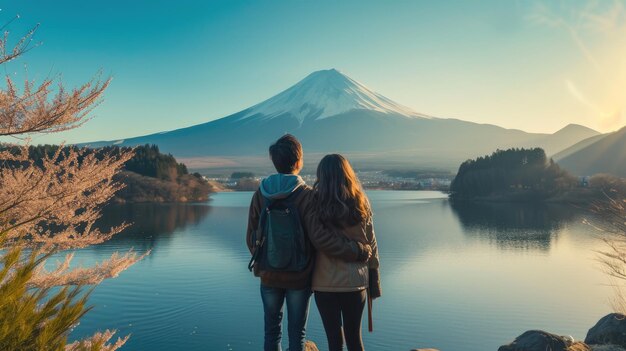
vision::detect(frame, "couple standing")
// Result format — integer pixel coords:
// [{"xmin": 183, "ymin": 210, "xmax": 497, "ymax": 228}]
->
[{"xmin": 246, "ymin": 134, "xmax": 381, "ymax": 351}]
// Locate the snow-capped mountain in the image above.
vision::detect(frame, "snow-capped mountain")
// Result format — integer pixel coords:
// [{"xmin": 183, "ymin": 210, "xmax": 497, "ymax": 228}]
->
[
  {"xmin": 85, "ymin": 69, "xmax": 600, "ymax": 171},
  {"xmin": 238, "ymin": 69, "xmax": 429, "ymax": 124}
]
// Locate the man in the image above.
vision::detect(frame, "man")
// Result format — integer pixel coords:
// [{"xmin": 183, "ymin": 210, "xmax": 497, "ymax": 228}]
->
[{"xmin": 246, "ymin": 134, "xmax": 371, "ymax": 351}]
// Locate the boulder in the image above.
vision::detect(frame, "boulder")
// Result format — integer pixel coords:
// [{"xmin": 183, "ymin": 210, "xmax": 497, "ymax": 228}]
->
[
  {"xmin": 569, "ymin": 344, "xmax": 594, "ymax": 351},
  {"xmin": 586, "ymin": 313, "xmax": 626, "ymax": 347},
  {"xmin": 499, "ymin": 330, "xmax": 590, "ymax": 351},
  {"xmin": 590, "ymin": 345, "xmax": 626, "ymax": 351}
]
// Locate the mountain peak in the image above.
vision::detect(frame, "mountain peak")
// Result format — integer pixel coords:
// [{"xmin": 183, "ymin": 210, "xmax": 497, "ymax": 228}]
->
[
  {"xmin": 311, "ymin": 68, "xmax": 341, "ymax": 74},
  {"xmin": 553, "ymin": 123, "xmax": 600, "ymax": 136},
  {"xmin": 306, "ymin": 68, "xmax": 343, "ymax": 78},
  {"xmin": 240, "ymin": 69, "xmax": 429, "ymax": 123}
]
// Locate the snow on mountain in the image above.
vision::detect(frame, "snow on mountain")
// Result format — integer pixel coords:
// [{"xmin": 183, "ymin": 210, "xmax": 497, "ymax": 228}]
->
[{"xmin": 239, "ymin": 68, "xmax": 430, "ymax": 124}]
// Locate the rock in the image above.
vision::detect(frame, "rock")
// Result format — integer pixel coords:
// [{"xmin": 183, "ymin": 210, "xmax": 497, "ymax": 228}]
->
[
  {"xmin": 586, "ymin": 313, "xmax": 626, "ymax": 347},
  {"xmin": 569, "ymin": 343, "xmax": 594, "ymax": 351},
  {"xmin": 590, "ymin": 345, "xmax": 626, "ymax": 351},
  {"xmin": 499, "ymin": 330, "xmax": 591, "ymax": 351},
  {"xmin": 305, "ymin": 340, "xmax": 319, "ymax": 351}
]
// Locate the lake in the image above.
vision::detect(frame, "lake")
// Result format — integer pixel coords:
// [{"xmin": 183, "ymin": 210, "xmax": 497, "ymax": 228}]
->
[{"xmin": 68, "ymin": 191, "xmax": 614, "ymax": 350}]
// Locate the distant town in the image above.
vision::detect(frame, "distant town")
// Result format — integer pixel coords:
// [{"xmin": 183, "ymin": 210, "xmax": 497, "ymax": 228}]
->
[{"xmin": 205, "ymin": 170, "xmax": 453, "ymax": 192}]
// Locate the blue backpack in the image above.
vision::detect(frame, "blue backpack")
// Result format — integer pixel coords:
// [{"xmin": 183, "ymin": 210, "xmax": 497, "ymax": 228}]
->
[{"xmin": 248, "ymin": 188, "xmax": 312, "ymax": 272}]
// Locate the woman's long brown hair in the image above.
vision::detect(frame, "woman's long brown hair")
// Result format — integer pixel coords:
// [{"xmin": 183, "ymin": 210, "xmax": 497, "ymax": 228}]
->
[{"xmin": 314, "ymin": 154, "xmax": 372, "ymax": 227}]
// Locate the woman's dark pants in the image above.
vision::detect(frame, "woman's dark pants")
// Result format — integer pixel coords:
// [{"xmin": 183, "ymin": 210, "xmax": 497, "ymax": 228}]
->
[{"xmin": 314, "ymin": 290, "xmax": 366, "ymax": 351}]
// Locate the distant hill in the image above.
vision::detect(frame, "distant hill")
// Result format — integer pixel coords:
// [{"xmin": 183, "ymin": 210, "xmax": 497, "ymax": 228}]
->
[
  {"xmin": 556, "ymin": 126, "xmax": 626, "ymax": 177},
  {"xmin": 82, "ymin": 69, "xmax": 599, "ymax": 171},
  {"xmin": 111, "ymin": 144, "xmax": 215, "ymax": 202},
  {"xmin": 5, "ymin": 144, "xmax": 216, "ymax": 202},
  {"xmin": 538, "ymin": 124, "xmax": 600, "ymax": 157}
]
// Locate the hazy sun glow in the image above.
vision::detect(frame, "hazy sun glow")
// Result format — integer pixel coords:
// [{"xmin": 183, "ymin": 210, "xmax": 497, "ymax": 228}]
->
[{"xmin": 531, "ymin": 0, "xmax": 626, "ymax": 131}]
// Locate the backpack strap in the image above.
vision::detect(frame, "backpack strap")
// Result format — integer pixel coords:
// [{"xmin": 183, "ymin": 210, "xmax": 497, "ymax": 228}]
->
[{"xmin": 248, "ymin": 194, "xmax": 271, "ymax": 272}]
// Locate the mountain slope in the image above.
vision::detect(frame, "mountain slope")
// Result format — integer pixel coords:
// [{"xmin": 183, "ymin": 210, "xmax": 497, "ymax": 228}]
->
[
  {"xmin": 85, "ymin": 69, "xmax": 599, "ymax": 170},
  {"xmin": 556, "ymin": 126, "xmax": 626, "ymax": 177},
  {"xmin": 552, "ymin": 133, "xmax": 606, "ymax": 161},
  {"xmin": 537, "ymin": 124, "xmax": 601, "ymax": 157}
]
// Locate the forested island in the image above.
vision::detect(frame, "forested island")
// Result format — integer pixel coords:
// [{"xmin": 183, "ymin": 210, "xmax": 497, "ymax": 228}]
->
[
  {"xmin": 450, "ymin": 147, "xmax": 625, "ymax": 203},
  {"xmin": 2, "ymin": 144, "xmax": 216, "ymax": 203}
]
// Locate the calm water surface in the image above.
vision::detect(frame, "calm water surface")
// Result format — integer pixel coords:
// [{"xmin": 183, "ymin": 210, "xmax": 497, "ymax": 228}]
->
[{"xmin": 68, "ymin": 191, "xmax": 613, "ymax": 350}]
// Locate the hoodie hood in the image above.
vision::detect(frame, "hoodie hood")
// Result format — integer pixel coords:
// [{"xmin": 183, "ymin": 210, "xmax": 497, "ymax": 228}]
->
[{"xmin": 260, "ymin": 174, "xmax": 306, "ymax": 199}]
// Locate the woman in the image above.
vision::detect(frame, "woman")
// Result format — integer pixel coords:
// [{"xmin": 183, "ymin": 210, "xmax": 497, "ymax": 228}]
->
[{"xmin": 312, "ymin": 154, "xmax": 381, "ymax": 351}]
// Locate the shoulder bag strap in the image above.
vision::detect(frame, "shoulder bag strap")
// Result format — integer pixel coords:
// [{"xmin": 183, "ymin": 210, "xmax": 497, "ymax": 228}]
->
[{"xmin": 248, "ymin": 195, "xmax": 272, "ymax": 272}]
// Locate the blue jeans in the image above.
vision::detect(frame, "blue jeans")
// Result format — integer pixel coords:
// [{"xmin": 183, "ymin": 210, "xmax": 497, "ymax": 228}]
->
[{"xmin": 260, "ymin": 284, "xmax": 312, "ymax": 351}]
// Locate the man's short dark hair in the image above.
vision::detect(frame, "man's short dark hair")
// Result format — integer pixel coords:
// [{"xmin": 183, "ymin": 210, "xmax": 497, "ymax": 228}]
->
[{"xmin": 269, "ymin": 134, "xmax": 303, "ymax": 174}]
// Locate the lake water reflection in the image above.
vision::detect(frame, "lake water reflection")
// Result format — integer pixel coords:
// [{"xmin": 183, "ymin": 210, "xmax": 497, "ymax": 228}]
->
[
  {"xmin": 69, "ymin": 191, "xmax": 613, "ymax": 351},
  {"xmin": 450, "ymin": 201, "xmax": 583, "ymax": 251}
]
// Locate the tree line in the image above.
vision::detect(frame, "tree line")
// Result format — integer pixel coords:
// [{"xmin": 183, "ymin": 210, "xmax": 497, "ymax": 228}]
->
[
  {"xmin": 450, "ymin": 148, "xmax": 577, "ymax": 200},
  {"xmin": 2, "ymin": 144, "xmax": 191, "ymax": 181}
]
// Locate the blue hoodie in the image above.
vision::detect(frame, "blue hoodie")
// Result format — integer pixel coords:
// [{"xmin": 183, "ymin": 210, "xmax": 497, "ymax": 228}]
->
[{"xmin": 259, "ymin": 173, "xmax": 306, "ymax": 200}]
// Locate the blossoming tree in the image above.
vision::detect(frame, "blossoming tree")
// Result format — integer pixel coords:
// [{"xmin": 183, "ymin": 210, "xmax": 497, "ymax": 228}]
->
[{"xmin": 0, "ymin": 15, "xmax": 147, "ymax": 351}]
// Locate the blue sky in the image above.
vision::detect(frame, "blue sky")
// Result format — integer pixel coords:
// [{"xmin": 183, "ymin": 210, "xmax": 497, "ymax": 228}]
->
[{"xmin": 5, "ymin": 0, "xmax": 626, "ymax": 143}]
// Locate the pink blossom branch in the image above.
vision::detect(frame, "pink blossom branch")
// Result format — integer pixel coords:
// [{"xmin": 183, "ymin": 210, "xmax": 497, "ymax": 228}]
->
[
  {"xmin": 65, "ymin": 330, "xmax": 129, "ymax": 351},
  {"xmin": 30, "ymin": 250, "xmax": 150, "ymax": 289}
]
